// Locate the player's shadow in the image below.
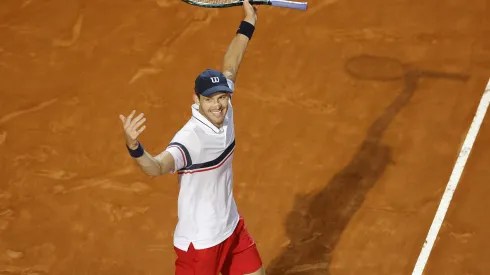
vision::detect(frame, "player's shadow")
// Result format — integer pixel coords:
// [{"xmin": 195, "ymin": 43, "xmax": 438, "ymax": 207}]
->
[{"xmin": 265, "ymin": 55, "xmax": 469, "ymax": 275}]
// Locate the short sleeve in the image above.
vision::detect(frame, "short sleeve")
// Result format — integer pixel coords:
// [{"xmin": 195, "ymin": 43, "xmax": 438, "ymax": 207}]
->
[{"xmin": 155, "ymin": 129, "xmax": 200, "ymax": 173}]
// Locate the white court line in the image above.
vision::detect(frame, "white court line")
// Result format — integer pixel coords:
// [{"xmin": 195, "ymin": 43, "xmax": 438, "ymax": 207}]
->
[{"xmin": 412, "ymin": 78, "xmax": 490, "ymax": 275}]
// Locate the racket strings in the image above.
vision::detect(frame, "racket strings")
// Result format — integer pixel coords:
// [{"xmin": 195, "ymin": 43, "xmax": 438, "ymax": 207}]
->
[{"xmin": 191, "ymin": 0, "xmax": 238, "ymax": 4}]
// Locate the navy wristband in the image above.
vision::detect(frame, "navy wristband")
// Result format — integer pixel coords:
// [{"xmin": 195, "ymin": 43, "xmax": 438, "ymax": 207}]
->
[
  {"xmin": 237, "ymin": 20, "xmax": 255, "ymax": 40},
  {"xmin": 126, "ymin": 142, "xmax": 145, "ymax": 158}
]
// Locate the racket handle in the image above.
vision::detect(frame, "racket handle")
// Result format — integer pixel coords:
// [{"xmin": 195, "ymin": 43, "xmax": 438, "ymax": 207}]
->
[{"xmin": 269, "ymin": 0, "xmax": 307, "ymax": 10}]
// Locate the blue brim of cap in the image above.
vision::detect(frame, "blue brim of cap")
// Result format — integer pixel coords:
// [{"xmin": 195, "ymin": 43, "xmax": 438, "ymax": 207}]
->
[{"xmin": 200, "ymin": 85, "xmax": 233, "ymax": 97}]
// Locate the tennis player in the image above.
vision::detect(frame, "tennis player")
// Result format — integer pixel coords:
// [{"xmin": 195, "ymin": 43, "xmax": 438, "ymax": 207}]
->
[{"xmin": 119, "ymin": 0, "xmax": 265, "ymax": 274}]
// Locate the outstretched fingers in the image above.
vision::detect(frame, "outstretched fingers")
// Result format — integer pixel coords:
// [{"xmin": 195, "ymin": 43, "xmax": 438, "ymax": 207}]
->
[
  {"xmin": 124, "ymin": 110, "xmax": 136, "ymax": 128},
  {"xmin": 132, "ymin": 115, "xmax": 147, "ymax": 137},
  {"xmin": 133, "ymin": 116, "xmax": 146, "ymax": 129},
  {"xmin": 130, "ymin": 112, "xmax": 145, "ymax": 128},
  {"xmin": 136, "ymin": 125, "xmax": 147, "ymax": 135},
  {"xmin": 119, "ymin": 110, "xmax": 147, "ymax": 140}
]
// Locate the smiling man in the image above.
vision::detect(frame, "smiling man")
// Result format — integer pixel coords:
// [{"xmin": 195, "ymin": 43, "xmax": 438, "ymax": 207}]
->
[
  {"xmin": 118, "ymin": 0, "xmax": 265, "ymax": 274},
  {"xmin": 193, "ymin": 68, "xmax": 234, "ymax": 129}
]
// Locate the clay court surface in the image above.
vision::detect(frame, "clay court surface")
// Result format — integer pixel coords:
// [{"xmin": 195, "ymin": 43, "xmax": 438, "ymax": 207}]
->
[{"xmin": 1, "ymin": 0, "xmax": 490, "ymax": 274}]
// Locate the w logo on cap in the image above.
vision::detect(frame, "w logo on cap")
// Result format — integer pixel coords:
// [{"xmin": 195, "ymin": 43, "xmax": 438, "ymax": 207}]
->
[{"xmin": 195, "ymin": 69, "xmax": 232, "ymax": 97}]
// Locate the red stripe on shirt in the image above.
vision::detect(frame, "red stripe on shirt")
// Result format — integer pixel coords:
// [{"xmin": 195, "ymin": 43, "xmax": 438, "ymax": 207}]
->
[{"xmin": 167, "ymin": 145, "xmax": 187, "ymax": 168}]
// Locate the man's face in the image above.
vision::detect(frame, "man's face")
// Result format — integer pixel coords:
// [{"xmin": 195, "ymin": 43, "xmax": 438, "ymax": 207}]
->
[{"xmin": 194, "ymin": 92, "xmax": 230, "ymax": 128}]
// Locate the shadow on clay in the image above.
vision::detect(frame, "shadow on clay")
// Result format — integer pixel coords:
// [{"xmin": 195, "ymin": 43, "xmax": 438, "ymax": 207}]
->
[{"xmin": 265, "ymin": 55, "xmax": 469, "ymax": 274}]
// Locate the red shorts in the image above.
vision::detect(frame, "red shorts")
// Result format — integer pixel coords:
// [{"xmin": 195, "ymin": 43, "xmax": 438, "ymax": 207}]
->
[{"xmin": 174, "ymin": 217, "xmax": 262, "ymax": 275}]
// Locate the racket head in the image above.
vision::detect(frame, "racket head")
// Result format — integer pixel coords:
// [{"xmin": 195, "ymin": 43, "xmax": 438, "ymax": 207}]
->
[{"xmin": 181, "ymin": 0, "xmax": 269, "ymax": 8}]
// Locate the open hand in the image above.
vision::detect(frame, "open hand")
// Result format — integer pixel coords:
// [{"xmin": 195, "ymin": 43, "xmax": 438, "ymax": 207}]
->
[{"xmin": 119, "ymin": 110, "xmax": 146, "ymax": 149}]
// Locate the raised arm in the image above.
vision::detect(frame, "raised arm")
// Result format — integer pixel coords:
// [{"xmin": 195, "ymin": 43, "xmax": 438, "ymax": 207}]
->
[
  {"xmin": 222, "ymin": 0, "xmax": 258, "ymax": 82},
  {"xmin": 119, "ymin": 110, "xmax": 175, "ymax": 177}
]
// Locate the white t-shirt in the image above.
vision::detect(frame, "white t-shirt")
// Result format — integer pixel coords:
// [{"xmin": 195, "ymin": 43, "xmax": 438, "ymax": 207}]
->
[{"xmin": 156, "ymin": 79, "xmax": 239, "ymax": 251}]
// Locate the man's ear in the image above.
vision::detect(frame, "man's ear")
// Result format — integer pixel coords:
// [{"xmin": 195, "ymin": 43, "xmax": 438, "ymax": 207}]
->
[{"xmin": 193, "ymin": 94, "xmax": 200, "ymax": 105}]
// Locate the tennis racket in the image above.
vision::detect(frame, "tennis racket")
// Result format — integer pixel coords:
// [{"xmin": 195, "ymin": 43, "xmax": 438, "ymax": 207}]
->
[{"xmin": 181, "ymin": 0, "xmax": 308, "ymax": 10}]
